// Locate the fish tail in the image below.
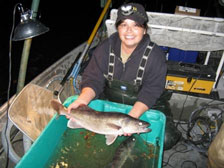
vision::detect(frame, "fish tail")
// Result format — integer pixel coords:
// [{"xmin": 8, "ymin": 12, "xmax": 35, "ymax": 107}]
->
[{"xmin": 51, "ymin": 99, "xmax": 67, "ymax": 115}]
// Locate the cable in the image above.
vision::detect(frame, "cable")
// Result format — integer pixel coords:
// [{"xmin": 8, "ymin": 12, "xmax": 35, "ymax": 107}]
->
[
  {"xmin": 181, "ymin": 160, "xmax": 197, "ymax": 168},
  {"xmin": 188, "ymin": 101, "xmax": 224, "ymax": 129},
  {"xmin": 163, "ymin": 142, "xmax": 194, "ymax": 167},
  {"xmin": 162, "ymin": 162, "xmax": 175, "ymax": 168},
  {"xmin": 176, "ymin": 100, "xmax": 224, "ymax": 154},
  {"xmin": 3, "ymin": 3, "xmax": 21, "ymax": 168},
  {"xmin": 175, "ymin": 121, "xmax": 188, "ymax": 133},
  {"xmin": 0, "ymin": 130, "xmax": 21, "ymax": 156},
  {"xmin": 175, "ymin": 75, "xmax": 199, "ymax": 128}
]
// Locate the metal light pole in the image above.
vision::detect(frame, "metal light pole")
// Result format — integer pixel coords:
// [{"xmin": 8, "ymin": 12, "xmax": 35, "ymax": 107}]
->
[
  {"xmin": 1, "ymin": 0, "xmax": 48, "ymax": 164},
  {"xmin": 16, "ymin": 0, "xmax": 40, "ymax": 94}
]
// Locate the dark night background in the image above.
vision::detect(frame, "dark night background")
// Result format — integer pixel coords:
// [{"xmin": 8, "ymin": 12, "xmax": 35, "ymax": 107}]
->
[{"xmin": 1, "ymin": 0, "xmax": 224, "ymax": 105}]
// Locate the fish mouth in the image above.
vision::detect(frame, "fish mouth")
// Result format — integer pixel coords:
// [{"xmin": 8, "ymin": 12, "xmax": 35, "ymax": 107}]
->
[
  {"xmin": 139, "ymin": 122, "xmax": 151, "ymax": 132},
  {"xmin": 143, "ymin": 127, "xmax": 151, "ymax": 133},
  {"xmin": 135, "ymin": 127, "xmax": 151, "ymax": 134}
]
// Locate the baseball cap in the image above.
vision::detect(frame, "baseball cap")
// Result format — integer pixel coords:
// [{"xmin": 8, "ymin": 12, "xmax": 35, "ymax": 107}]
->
[{"xmin": 116, "ymin": 3, "xmax": 148, "ymax": 25}]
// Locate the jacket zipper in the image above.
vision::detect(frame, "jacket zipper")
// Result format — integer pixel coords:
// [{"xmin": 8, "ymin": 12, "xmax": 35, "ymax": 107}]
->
[
  {"xmin": 119, "ymin": 57, "xmax": 132, "ymax": 72},
  {"xmin": 118, "ymin": 57, "xmax": 125, "ymax": 72}
]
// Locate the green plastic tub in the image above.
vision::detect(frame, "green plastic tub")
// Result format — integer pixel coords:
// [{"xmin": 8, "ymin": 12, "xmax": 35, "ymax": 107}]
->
[{"xmin": 16, "ymin": 96, "xmax": 166, "ymax": 168}]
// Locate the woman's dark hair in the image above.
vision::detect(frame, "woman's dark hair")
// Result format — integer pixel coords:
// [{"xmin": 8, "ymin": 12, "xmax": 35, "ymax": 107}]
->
[{"xmin": 115, "ymin": 20, "xmax": 148, "ymax": 30}]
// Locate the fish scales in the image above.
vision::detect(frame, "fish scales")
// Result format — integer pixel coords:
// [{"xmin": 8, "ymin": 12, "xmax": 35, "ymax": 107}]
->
[
  {"xmin": 69, "ymin": 108, "xmax": 128, "ymax": 133},
  {"xmin": 51, "ymin": 99, "xmax": 151, "ymax": 145}
]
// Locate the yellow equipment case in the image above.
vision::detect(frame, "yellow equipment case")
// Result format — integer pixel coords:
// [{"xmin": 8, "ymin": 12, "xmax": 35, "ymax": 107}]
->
[{"xmin": 165, "ymin": 61, "xmax": 216, "ymax": 94}]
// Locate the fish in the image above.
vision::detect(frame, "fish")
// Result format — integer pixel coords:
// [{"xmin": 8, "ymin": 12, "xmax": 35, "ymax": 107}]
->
[
  {"xmin": 111, "ymin": 136, "xmax": 137, "ymax": 168},
  {"xmin": 51, "ymin": 99, "xmax": 151, "ymax": 145}
]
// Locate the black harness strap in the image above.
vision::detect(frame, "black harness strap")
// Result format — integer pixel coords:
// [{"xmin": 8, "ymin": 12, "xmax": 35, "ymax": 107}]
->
[
  {"xmin": 135, "ymin": 41, "xmax": 154, "ymax": 86},
  {"xmin": 108, "ymin": 47, "xmax": 115, "ymax": 81},
  {"xmin": 108, "ymin": 41, "xmax": 154, "ymax": 85}
]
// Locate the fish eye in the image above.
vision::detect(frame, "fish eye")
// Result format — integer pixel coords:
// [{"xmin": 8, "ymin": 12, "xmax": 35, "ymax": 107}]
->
[{"xmin": 139, "ymin": 122, "xmax": 143, "ymax": 126}]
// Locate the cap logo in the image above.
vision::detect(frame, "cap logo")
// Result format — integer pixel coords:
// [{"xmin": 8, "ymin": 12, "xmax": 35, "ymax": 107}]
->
[
  {"xmin": 120, "ymin": 4, "xmax": 148, "ymax": 23},
  {"xmin": 121, "ymin": 5, "xmax": 135, "ymax": 16}
]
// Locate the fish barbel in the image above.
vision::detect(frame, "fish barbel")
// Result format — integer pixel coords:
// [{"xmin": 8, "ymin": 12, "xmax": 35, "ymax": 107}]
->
[{"xmin": 51, "ymin": 99, "xmax": 151, "ymax": 145}]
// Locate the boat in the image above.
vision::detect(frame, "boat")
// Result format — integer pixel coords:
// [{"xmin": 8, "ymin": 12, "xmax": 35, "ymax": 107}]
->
[{"xmin": 1, "ymin": 0, "xmax": 224, "ymax": 167}]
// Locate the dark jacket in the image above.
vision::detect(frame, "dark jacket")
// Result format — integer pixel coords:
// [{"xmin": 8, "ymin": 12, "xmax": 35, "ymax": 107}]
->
[{"xmin": 81, "ymin": 32, "xmax": 167, "ymax": 108}]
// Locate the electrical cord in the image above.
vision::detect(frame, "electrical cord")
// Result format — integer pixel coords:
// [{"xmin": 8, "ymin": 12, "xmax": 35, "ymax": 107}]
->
[
  {"xmin": 181, "ymin": 160, "xmax": 197, "ymax": 168},
  {"xmin": 186, "ymin": 102, "xmax": 224, "ymax": 152},
  {"xmin": 187, "ymin": 116, "xmax": 213, "ymax": 146},
  {"xmin": 174, "ymin": 120, "xmax": 188, "ymax": 133},
  {"xmin": 166, "ymin": 97, "xmax": 224, "ymax": 166},
  {"xmin": 172, "ymin": 101, "xmax": 224, "ymax": 156},
  {"xmin": 0, "ymin": 137, "xmax": 22, "ymax": 156},
  {"xmin": 163, "ymin": 162, "xmax": 175, "ymax": 168},
  {"xmin": 175, "ymin": 75, "xmax": 199, "ymax": 128},
  {"xmin": 3, "ymin": 3, "xmax": 21, "ymax": 168},
  {"xmin": 163, "ymin": 142, "xmax": 195, "ymax": 167},
  {"xmin": 0, "ymin": 128, "xmax": 20, "ymax": 156}
]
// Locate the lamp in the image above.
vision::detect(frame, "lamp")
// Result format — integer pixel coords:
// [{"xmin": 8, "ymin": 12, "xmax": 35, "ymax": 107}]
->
[
  {"xmin": 12, "ymin": 4, "xmax": 49, "ymax": 41},
  {"xmin": 2, "ymin": 1, "xmax": 49, "ymax": 165}
]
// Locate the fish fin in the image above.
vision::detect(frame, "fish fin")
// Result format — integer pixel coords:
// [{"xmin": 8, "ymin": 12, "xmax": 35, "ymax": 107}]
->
[
  {"xmin": 105, "ymin": 135, "xmax": 118, "ymax": 145},
  {"xmin": 129, "ymin": 155, "xmax": 136, "ymax": 162},
  {"xmin": 106, "ymin": 123, "xmax": 121, "ymax": 130},
  {"xmin": 67, "ymin": 119, "xmax": 83, "ymax": 129}
]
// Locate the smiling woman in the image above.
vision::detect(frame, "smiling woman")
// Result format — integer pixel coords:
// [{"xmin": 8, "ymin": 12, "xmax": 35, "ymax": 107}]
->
[
  {"xmin": 1, "ymin": 1, "xmax": 223, "ymax": 167},
  {"xmin": 118, "ymin": 19, "xmax": 146, "ymax": 55},
  {"xmin": 1, "ymin": 0, "xmax": 223, "ymax": 106},
  {"xmin": 67, "ymin": 2, "xmax": 167, "ymax": 124}
]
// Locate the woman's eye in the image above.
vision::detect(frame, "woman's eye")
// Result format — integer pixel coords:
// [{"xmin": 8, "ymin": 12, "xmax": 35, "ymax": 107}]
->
[{"xmin": 134, "ymin": 24, "xmax": 140, "ymax": 27}]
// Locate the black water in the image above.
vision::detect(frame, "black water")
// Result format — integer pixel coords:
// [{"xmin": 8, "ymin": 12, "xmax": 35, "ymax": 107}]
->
[{"xmin": 1, "ymin": 0, "xmax": 222, "ymax": 105}]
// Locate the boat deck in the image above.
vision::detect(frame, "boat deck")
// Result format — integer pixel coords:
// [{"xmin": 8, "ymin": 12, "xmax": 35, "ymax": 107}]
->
[
  {"xmin": 1, "ymin": 90, "xmax": 222, "ymax": 168},
  {"xmin": 0, "ymin": 118, "xmax": 208, "ymax": 168}
]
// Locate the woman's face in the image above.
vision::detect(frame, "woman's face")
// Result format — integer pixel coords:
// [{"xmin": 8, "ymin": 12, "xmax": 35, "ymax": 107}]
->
[{"xmin": 117, "ymin": 19, "xmax": 145, "ymax": 49}]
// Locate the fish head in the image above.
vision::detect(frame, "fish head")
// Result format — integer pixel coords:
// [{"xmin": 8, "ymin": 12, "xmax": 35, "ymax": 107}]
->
[
  {"xmin": 124, "ymin": 136, "xmax": 137, "ymax": 148},
  {"xmin": 121, "ymin": 117, "xmax": 151, "ymax": 134}
]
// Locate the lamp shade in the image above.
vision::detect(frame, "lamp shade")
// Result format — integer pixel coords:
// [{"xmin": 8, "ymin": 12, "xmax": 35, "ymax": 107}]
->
[{"xmin": 12, "ymin": 19, "xmax": 49, "ymax": 41}]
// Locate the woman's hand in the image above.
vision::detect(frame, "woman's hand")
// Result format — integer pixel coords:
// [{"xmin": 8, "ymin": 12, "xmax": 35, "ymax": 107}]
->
[
  {"xmin": 67, "ymin": 87, "xmax": 96, "ymax": 119},
  {"xmin": 66, "ymin": 99, "xmax": 87, "ymax": 120},
  {"xmin": 67, "ymin": 87, "xmax": 96, "ymax": 114},
  {"xmin": 67, "ymin": 99, "xmax": 88, "ymax": 114},
  {"xmin": 128, "ymin": 101, "xmax": 148, "ymax": 119},
  {"xmin": 123, "ymin": 101, "xmax": 149, "ymax": 136}
]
